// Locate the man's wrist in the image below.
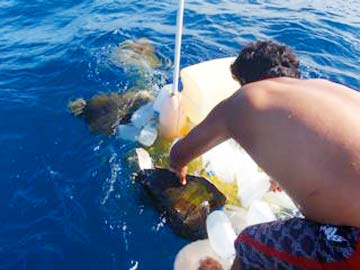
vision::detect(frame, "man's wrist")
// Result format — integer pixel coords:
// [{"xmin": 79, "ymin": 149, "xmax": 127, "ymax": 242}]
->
[{"xmin": 169, "ymin": 139, "xmax": 187, "ymax": 169}]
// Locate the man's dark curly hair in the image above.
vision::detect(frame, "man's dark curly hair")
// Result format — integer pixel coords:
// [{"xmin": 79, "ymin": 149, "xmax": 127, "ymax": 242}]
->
[{"xmin": 230, "ymin": 40, "xmax": 300, "ymax": 85}]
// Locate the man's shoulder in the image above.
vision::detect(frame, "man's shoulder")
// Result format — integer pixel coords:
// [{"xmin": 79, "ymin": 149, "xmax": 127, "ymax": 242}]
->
[{"xmin": 242, "ymin": 77, "xmax": 350, "ymax": 95}]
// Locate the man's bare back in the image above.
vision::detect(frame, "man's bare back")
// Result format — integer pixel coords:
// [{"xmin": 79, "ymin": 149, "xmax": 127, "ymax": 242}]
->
[
  {"xmin": 170, "ymin": 77, "xmax": 360, "ymax": 227},
  {"xmin": 229, "ymin": 77, "xmax": 360, "ymax": 226}
]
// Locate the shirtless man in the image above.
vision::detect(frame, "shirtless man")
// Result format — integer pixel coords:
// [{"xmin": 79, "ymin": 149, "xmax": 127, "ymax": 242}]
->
[{"xmin": 170, "ymin": 40, "xmax": 360, "ymax": 269}]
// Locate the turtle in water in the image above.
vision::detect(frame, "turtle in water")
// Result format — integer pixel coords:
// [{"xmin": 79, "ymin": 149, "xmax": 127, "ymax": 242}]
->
[
  {"xmin": 68, "ymin": 90, "xmax": 153, "ymax": 135},
  {"xmin": 112, "ymin": 37, "xmax": 162, "ymax": 69},
  {"xmin": 136, "ymin": 168, "xmax": 226, "ymax": 240}
]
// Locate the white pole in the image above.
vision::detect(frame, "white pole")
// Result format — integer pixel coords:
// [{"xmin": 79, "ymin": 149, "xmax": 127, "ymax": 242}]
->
[{"xmin": 172, "ymin": 0, "xmax": 185, "ymax": 95}]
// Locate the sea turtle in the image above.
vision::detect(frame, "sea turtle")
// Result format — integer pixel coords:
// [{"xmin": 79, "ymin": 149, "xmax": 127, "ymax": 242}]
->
[
  {"xmin": 112, "ymin": 37, "xmax": 162, "ymax": 69},
  {"xmin": 136, "ymin": 168, "xmax": 226, "ymax": 240},
  {"xmin": 68, "ymin": 90, "xmax": 153, "ymax": 135}
]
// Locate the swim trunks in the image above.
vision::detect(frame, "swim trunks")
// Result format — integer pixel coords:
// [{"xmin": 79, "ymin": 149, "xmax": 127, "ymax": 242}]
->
[{"xmin": 234, "ymin": 217, "xmax": 360, "ymax": 270}]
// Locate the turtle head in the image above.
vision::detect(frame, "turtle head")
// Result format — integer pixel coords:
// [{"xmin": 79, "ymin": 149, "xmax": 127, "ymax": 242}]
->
[{"xmin": 68, "ymin": 98, "xmax": 87, "ymax": 117}]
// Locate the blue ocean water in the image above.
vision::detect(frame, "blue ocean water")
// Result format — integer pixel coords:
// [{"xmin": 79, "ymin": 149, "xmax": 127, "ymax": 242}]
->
[{"xmin": 0, "ymin": 0, "xmax": 359, "ymax": 269}]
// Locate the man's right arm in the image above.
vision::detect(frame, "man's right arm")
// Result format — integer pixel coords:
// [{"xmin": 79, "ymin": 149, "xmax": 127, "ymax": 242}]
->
[{"xmin": 169, "ymin": 97, "xmax": 234, "ymax": 184}]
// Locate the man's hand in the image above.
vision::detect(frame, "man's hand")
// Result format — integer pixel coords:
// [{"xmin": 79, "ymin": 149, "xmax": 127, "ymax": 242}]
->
[
  {"xmin": 169, "ymin": 140, "xmax": 188, "ymax": 185},
  {"xmin": 169, "ymin": 164, "xmax": 188, "ymax": 185},
  {"xmin": 198, "ymin": 257, "xmax": 223, "ymax": 270}
]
